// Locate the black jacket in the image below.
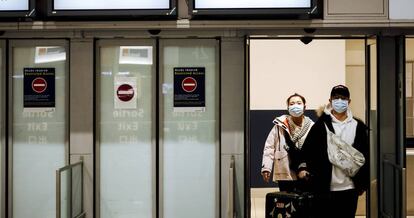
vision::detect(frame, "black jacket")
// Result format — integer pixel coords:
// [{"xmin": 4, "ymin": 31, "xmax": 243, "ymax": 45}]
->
[{"xmin": 299, "ymin": 113, "xmax": 370, "ymax": 193}]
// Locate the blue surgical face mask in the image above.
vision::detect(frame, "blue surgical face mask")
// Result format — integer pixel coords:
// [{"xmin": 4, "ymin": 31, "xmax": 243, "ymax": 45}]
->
[
  {"xmin": 331, "ymin": 99, "xmax": 349, "ymax": 113},
  {"xmin": 288, "ymin": 104, "xmax": 304, "ymax": 117}
]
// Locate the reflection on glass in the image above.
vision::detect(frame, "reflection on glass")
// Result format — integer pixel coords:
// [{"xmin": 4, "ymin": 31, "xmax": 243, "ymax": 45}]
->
[
  {"xmin": 99, "ymin": 45, "xmax": 154, "ymax": 218},
  {"xmin": 119, "ymin": 46, "xmax": 153, "ymax": 65},
  {"xmin": 162, "ymin": 42, "xmax": 218, "ymax": 218},
  {"xmin": 35, "ymin": 47, "xmax": 66, "ymax": 64},
  {"xmin": 12, "ymin": 46, "xmax": 66, "ymax": 218}
]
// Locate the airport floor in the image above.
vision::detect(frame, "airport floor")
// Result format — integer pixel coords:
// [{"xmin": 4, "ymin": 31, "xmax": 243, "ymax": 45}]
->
[{"xmin": 250, "ymin": 188, "xmax": 414, "ymax": 218}]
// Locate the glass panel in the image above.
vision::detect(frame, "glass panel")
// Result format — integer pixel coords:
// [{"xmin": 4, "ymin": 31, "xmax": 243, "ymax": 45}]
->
[
  {"xmin": 72, "ymin": 164, "xmax": 82, "ymax": 217},
  {"xmin": 12, "ymin": 45, "xmax": 67, "ymax": 218},
  {"xmin": 60, "ymin": 170, "xmax": 69, "ymax": 218},
  {"xmin": 99, "ymin": 45, "xmax": 154, "ymax": 218},
  {"xmin": 162, "ymin": 40, "xmax": 218, "ymax": 218}
]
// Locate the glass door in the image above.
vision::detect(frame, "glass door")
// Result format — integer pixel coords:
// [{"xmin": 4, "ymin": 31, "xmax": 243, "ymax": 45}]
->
[
  {"xmin": 9, "ymin": 40, "xmax": 69, "ymax": 218},
  {"xmin": 159, "ymin": 39, "xmax": 220, "ymax": 218},
  {"xmin": 96, "ymin": 39, "xmax": 220, "ymax": 218},
  {"xmin": 96, "ymin": 40, "xmax": 156, "ymax": 218}
]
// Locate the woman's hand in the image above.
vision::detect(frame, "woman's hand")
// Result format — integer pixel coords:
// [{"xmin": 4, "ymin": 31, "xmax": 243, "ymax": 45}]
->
[
  {"xmin": 262, "ymin": 171, "xmax": 271, "ymax": 182},
  {"xmin": 298, "ymin": 170, "xmax": 310, "ymax": 180}
]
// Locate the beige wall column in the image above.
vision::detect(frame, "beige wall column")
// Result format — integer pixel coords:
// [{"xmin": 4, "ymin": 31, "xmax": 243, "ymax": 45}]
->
[
  {"xmin": 69, "ymin": 39, "xmax": 94, "ymax": 218},
  {"xmin": 221, "ymin": 37, "xmax": 245, "ymax": 218}
]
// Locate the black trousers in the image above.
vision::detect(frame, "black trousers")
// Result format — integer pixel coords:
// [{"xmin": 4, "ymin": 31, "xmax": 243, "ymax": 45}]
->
[
  {"xmin": 278, "ymin": 180, "xmax": 310, "ymax": 192},
  {"xmin": 312, "ymin": 189, "xmax": 359, "ymax": 218}
]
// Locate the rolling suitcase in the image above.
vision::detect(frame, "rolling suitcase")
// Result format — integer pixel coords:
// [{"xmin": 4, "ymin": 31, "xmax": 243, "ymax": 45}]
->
[{"xmin": 265, "ymin": 191, "xmax": 313, "ymax": 218}]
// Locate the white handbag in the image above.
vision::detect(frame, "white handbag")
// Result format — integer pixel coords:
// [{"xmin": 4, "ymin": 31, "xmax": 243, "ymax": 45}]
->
[{"xmin": 325, "ymin": 124, "xmax": 365, "ymax": 177}]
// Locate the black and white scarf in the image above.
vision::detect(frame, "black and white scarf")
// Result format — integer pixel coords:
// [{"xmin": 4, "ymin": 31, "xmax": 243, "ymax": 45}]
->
[{"xmin": 287, "ymin": 116, "xmax": 313, "ymax": 149}]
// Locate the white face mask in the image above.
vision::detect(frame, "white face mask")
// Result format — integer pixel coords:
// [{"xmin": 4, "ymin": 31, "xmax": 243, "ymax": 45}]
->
[
  {"xmin": 288, "ymin": 104, "xmax": 304, "ymax": 117},
  {"xmin": 331, "ymin": 99, "xmax": 349, "ymax": 113}
]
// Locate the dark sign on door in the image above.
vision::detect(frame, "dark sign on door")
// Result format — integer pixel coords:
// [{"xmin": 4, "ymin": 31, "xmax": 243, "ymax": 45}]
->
[
  {"xmin": 24, "ymin": 68, "xmax": 55, "ymax": 108},
  {"xmin": 174, "ymin": 67, "xmax": 205, "ymax": 112}
]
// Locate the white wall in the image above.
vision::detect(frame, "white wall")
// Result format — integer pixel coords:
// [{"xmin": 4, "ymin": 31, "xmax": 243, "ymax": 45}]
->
[
  {"xmin": 250, "ymin": 39, "xmax": 346, "ymax": 110},
  {"xmin": 346, "ymin": 40, "xmax": 366, "ymax": 121},
  {"xmin": 390, "ymin": 0, "xmax": 414, "ymax": 19}
]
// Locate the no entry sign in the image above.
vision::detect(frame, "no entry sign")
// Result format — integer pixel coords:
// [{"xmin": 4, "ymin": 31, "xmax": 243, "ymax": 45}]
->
[
  {"xmin": 181, "ymin": 77, "xmax": 197, "ymax": 93},
  {"xmin": 32, "ymin": 77, "xmax": 48, "ymax": 93},
  {"xmin": 24, "ymin": 68, "xmax": 55, "ymax": 108},
  {"xmin": 117, "ymin": 84, "xmax": 135, "ymax": 102},
  {"xmin": 174, "ymin": 67, "xmax": 205, "ymax": 112},
  {"xmin": 114, "ymin": 76, "xmax": 137, "ymax": 109}
]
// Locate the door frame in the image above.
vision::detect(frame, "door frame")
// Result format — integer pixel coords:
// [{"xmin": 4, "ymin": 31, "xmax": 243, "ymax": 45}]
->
[{"xmin": 245, "ymin": 36, "xmax": 376, "ymax": 218}]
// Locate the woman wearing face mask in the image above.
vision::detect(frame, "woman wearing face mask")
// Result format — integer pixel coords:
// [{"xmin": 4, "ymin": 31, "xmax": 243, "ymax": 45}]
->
[
  {"xmin": 261, "ymin": 93, "xmax": 314, "ymax": 191},
  {"xmin": 297, "ymin": 85, "xmax": 369, "ymax": 218}
]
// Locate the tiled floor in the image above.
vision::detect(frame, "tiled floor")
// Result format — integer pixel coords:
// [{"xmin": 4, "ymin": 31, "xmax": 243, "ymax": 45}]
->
[
  {"xmin": 251, "ymin": 188, "xmax": 275, "ymax": 218},
  {"xmin": 250, "ymin": 188, "xmax": 414, "ymax": 218}
]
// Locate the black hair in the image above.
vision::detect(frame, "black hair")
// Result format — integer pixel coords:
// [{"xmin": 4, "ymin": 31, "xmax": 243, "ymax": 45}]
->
[{"xmin": 286, "ymin": 93, "xmax": 306, "ymax": 105}]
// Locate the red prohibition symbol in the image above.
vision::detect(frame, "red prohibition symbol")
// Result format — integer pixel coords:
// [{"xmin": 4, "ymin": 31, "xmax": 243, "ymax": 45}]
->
[
  {"xmin": 32, "ymin": 77, "xmax": 47, "ymax": 93},
  {"xmin": 117, "ymin": 84, "xmax": 135, "ymax": 102},
  {"xmin": 181, "ymin": 77, "xmax": 197, "ymax": 93}
]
